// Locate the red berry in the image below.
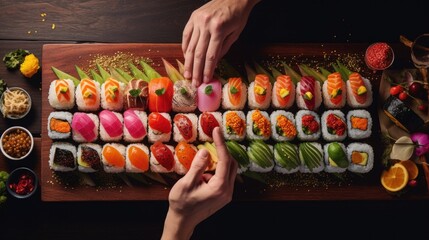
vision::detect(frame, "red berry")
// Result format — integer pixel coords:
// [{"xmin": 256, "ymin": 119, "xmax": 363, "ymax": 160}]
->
[
  {"xmin": 408, "ymin": 179, "xmax": 418, "ymax": 188},
  {"xmin": 398, "ymin": 92, "xmax": 408, "ymax": 101},
  {"xmin": 418, "ymin": 104, "xmax": 427, "ymax": 111},
  {"xmin": 389, "ymin": 86, "xmax": 403, "ymax": 96}
]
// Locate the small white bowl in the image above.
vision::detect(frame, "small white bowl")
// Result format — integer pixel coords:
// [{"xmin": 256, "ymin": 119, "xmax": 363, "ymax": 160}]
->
[
  {"xmin": 0, "ymin": 87, "xmax": 32, "ymax": 119},
  {"xmin": 0, "ymin": 126, "xmax": 34, "ymax": 160}
]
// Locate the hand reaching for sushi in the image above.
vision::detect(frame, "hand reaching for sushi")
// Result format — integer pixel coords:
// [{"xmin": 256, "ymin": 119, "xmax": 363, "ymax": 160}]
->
[
  {"xmin": 182, "ymin": 0, "xmax": 260, "ymax": 87},
  {"xmin": 162, "ymin": 127, "xmax": 237, "ymax": 240}
]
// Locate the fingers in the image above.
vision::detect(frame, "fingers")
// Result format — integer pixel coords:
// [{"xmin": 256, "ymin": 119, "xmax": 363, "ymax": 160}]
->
[
  {"xmin": 203, "ymin": 35, "xmax": 222, "ymax": 83},
  {"xmin": 212, "ymin": 127, "xmax": 232, "ymax": 180},
  {"xmin": 185, "ymin": 148, "xmax": 210, "ymax": 183},
  {"xmin": 183, "ymin": 27, "xmax": 200, "ymax": 81},
  {"xmin": 191, "ymin": 31, "xmax": 210, "ymax": 86}
]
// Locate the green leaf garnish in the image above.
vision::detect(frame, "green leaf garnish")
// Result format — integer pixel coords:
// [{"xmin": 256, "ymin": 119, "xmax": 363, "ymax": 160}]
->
[
  {"xmin": 180, "ymin": 87, "xmax": 188, "ymax": 95},
  {"xmin": 155, "ymin": 87, "xmax": 166, "ymax": 96},
  {"xmin": 204, "ymin": 85, "xmax": 213, "ymax": 95},
  {"xmin": 129, "ymin": 89, "xmax": 141, "ymax": 97},
  {"xmin": 51, "ymin": 66, "xmax": 80, "ymax": 86},
  {"xmin": 230, "ymin": 86, "xmax": 238, "ymax": 94}
]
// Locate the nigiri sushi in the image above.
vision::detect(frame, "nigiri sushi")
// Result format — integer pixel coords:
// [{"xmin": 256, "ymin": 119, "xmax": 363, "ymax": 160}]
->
[
  {"xmin": 174, "ymin": 141, "xmax": 197, "ymax": 175},
  {"xmin": 148, "ymin": 77, "xmax": 174, "ymax": 112},
  {"xmin": 173, "ymin": 113, "xmax": 198, "ymax": 143},
  {"xmin": 123, "ymin": 109, "xmax": 147, "ymax": 142},
  {"xmin": 101, "ymin": 77, "xmax": 125, "ymax": 111},
  {"xmin": 125, "ymin": 144, "xmax": 150, "ymax": 173},
  {"xmin": 197, "ymin": 79, "xmax": 222, "ymax": 112},
  {"xmin": 271, "ymin": 75, "xmax": 295, "ymax": 109},
  {"xmin": 248, "ymin": 74, "xmax": 272, "ymax": 110},
  {"xmin": 198, "ymin": 111, "xmax": 222, "ymax": 142},
  {"xmin": 76, "ymin": 78, "xmax": 100, "ymax": 112},
  {"xmin": 123, "ymin": 79, "xmax": 149, "ymax": 111},
  {"xmin": 173, "ymin": 80, "xmax": 197, "ymax": 112},
  {"xmin": 77, "ymin": 143, "xmax": 102, "ymax": 173},
  {"xmin": 296, "ymin": 76, "xmax": 322, "ymax": 111},
  {"xmin": 99, "ymin": 110, "xmax": 123, "ymax": 142},
  {"xmin": 222, "ymin": 111, "xmax": 246, "ymax": 141},
  {"xmin": 148, "ymin": 112, "xmax": 172, "ymax": 143},
  {"xmin": 71, "ymin": 112, "xmax": 99, "ymax": 143},
  {"xmin": 346, "ymin": 73, "xmax": 373, "ymax": 108},
  {"xmin": 150, "ymin": 141, "xmax": 175, "ymax": 173},
  {"xmin": 222, "ymin": 77, "xmax": 247, "ymax": 110},
  {"xmin": 101, "ymin": 143, "xmax": 126, "ymax": 173},
  {"xmin": 322, "ymin": 72, "xmax": 346, "ymax": 109},
  {"xmin": 48, "ymin": 79, "xmax": 75, "ymax": 110}
]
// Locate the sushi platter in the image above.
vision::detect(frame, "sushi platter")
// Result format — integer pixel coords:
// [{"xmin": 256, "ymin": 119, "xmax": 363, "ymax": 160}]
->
[{"xmin": 40, "ymin": 43, "xmax": 414, "ymax": 202}]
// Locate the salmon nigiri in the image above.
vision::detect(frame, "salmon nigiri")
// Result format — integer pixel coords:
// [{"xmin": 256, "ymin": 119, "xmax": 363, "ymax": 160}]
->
[
  {"xmin": 174, "ymin": 141, "xmax": 197, "ymax": 175},
  {"xmin": 248, "ymin": 74, "xmax": 272, "ymax": 110},
  {"xmin": 48, "ymin": 79, "xmax": 75, "ymax": 110},
  {"xmin": 222, "ymin": 77, "xmax": 247, "ymax": 110},
  {"xmin": 346, "ymin": 72, "xmax": 373, "ymax": 108},
  {"xmin": 126, "ymin": 144, "xmax": 149, "ymax": 173},
  {"xmin": 101, "ymin": 143, "xmax": 125, "ymax": 173},
  {"xmin": 76, "ymin": 78, "xmax": 100, "ymax": 112},
  {"xmin": 101, "ymin": 77, "xmax": 124, "ymax": 111},
  {"xmin": 272, "ymin": 75, "xmax": 295, "ymax": 109},
  {"xmin": 148, "ymin": 77, "xmax": 174, "ymax": 112},
  {"xmin": 322, "ymin": 72, "xmax": 346, "ymax": 109}
]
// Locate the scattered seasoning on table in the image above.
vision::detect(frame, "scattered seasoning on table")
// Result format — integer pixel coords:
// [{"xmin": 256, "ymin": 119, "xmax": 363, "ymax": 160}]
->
[
  {"xmin": 9, "ymin": 172, "xmax": 35, "ymax": 196},
  {"xmin": 365, "ymin": 42, "xmax": 394, "ymax": 70}
]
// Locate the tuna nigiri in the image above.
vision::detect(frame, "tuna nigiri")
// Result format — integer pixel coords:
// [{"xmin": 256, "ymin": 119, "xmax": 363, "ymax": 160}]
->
[
  {"xmin": 173, "ymin": 113, "xmax": 197, "ymax": 143},
  {"xmin": 222, "ymin": 77, "xmax": 247, "ymax": 110},
  {"xmin": 150, "ymin": 141, "xmax": 175, "ymax": 173},
  {"xmin": 296, "ymin": 76, "xmax": 322, "ymax": 111},
  {"xmin": 148, "ymin": 112, "xmax": 172, "ymax": 143},
  {"xmin": 76, "ymin": 78, "xmax": 100, "ymax": 112},
  {"xmin": 197, "ymin": 79, "xmax": 222, "ymax": 112},
  {"xmin": 272, "ymin": 75, "xmax": 295, "ymax": 109},
  {"xmin": 148, "ymin": 77, "xmax": 174, "ymax": 112},
  {"xmin": 322, "ymin": 72, "xmax": 346, "ymax": 109},
  {"xmin": 48, "ymin": 79, "xmax": 75, "ymax": 110},
  {"xmin": 346, "ymin": 73, "xmax": 373, "ymax": 108},
  {"xmin": 123, "ymin": 79, "xmax": 149, "ymax": 111},
  {"xmin": 248, "ymin": 74, "xmax": 272, "ymax": 110},
  {"xmin": 174, "ymin": 141, "xmax": 197, "ymax": 175},
  {"xmin": 101, "ymin": 77, "xmax": 124, "ymax": 111},
  {"xmin": 126, "ymin": 144, "xmax": 149, "ymax": 173}
]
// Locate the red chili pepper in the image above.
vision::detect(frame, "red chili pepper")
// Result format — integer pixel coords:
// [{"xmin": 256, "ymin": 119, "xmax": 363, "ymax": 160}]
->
[{"xmin": 10, "ymin": 173, "xmax": 35, "ymax": 195}]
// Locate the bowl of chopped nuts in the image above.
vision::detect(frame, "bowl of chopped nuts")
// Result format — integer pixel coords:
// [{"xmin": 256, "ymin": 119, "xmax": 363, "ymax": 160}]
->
[
  {"xmin": 0, "ymin": 87, "xmax": 32, "ymax": 119},
  {"xmin": 0, "ymin": 126, "xmax": 34, "ymax": 160}
]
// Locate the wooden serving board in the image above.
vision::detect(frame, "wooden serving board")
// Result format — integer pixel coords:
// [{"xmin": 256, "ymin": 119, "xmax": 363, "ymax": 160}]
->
[{"xmin": 41, "ymin": 43, "xmax": 427, "ymax": 202}]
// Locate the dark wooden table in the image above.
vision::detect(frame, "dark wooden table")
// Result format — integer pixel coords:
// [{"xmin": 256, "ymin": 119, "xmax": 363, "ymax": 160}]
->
[{"xmin": 1, "ymin": 1, "xmax": 429, "ymax": 239}]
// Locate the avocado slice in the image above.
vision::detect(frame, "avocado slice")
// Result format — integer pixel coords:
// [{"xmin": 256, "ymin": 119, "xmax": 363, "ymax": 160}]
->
[{"xmin": 327, "ymin": 142, "xmax": 349, "ymax": 168}]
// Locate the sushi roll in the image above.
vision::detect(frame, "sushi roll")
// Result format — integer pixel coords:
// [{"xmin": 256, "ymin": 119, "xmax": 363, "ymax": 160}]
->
[
  {"xmin": 49, "ymin": 142, "xmax": 77, "ymax": 172},
  {"xmin": 198, "ymin": 112, "xmax": 222, "ymax": 142},
  {"xmin": 248, "ymin": 140, "xmax": 274, "ymax": 173},
  {"xmin": 347, "ymin": 109, "xmax": 372, "ymax": 139},
  {"xmin": 226, "ymin": 140, "xmax": 249, "ymax": 174},
  {"xmin": 322, "ymin": 72, "xmax": 346, "ymax": 109},
  {"xmin": 150, "ymin": 141, "xmax": 175, "ymax": 173},
  {"xmin": 47, "ymin": 111, "xmax": 72, "ymax": 139},
  {"xmin": 71, "ymin": 112, "xmax": 99, "ymax": 143},
  {"xmin": 295, "ymin": 110, "xmax": 321, "ymax": 141},
  {"xmin": 99, "ymin": 110, "xmax": 123, "ymax": 142},
  {"xmin": 75, "ymin": 78, "xmax": 100, "ymax": 112},
  {"xmin": 173, "ymin": 113, "xmax": 198, "ymax": 143},
  {"xmin": 274, "ymin": 142, "xmax": 300, "ymax": 174},
  {"xmin": 123, "ymin": 79, "xmax": 149, "ymax": 111},
  {"xmin": 270, "ymin": 110, "xmax": 297, "ymax": 142},
  {"xmin": 148, "ymin": 112, "xmax": 172, "ymax": 143},
  {"xmin": 321, "ymin": 110, "xmax": 347, "ymax": 141},
  {"xmin": 383, "ymin": 95, "xmax": 425, "ymax": 133},
  {"xmin": 246, "ymin": 110, "xmax": 271, "ymax": 141},
  {"xmin": 48, "ymin": 79, "xmax": 75, "ymax": 110},
  {"xmin": 172, "ymin": 80, "xmax": 197, "ymax": 112},
  {"xmin": 101, "ymin": 77, "xmax": 125, "ymax": 111},
  {"xmin": 323, "ymin": 142, "xmax": 349, "ymax": 173},
  {"xmin": 148, "ymin": 77, "xmax": 174, "ymax": 112},
  {"xmin": 299, "ymin": 142, "xmax": 324, "ymax": 173},
  {"xmin": 77, "ymin": 143, "xmax": 102, "ymax": 173},
  {"xmin": 347, "ymin": 142, "xmax": 374, "ymax": 173},
  {"xmin": 174, "ymin": 141, "xmax": 198, "ymax": 175},
  {"xmin": 346, "ymin": 73, "xmax": 373, "ymax": 108},
  {"xmin": 296, "ymin": 76, "xmax": 322, "ymax": 111},
  {"xmin": 198, "ymin": 79, "xmax": 222, "ymax": 112},
  {"xmin": 222, "ymin": 77, "xmax": 247, "ymax": 110},
  {"xmin": 223, "ymin": 111, "xmax": 246, "ymax": 141},
  {"xmin": 125, "ymin": 144, "xmax": 150, "ymax": 173},
  {"xmin": 123, "ymin": 109, "xmax": 147, "ymax": 142},
  {"xmin": 271, "ymin": 75, "xmax": 295, "ymax": 109},
  {"xmin": 248, "ymin": 74, "xmax": 272, "ymax": 110},
  {"xmin": 101, "ymin": 143, "xmax": 126, "ymax": 173}
]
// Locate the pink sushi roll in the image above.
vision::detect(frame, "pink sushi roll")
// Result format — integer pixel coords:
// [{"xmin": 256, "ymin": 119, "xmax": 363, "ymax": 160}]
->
[{"xmin": 197, "ymin": 79, "xmax": 222, "ymax": 112}]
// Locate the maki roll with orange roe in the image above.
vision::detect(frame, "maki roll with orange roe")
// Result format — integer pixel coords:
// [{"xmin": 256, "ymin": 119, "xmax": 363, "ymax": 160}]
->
[
  {"xmin": 270, "ymin": 110, "xmax": 297, "ymax": 142},
  {"xmin": 246, "ymin": 109, "xmax": 271, "ymax": 141},
  {"xmin": 223, "ymin": 111, "xmax": 246, "ymax": 141}
]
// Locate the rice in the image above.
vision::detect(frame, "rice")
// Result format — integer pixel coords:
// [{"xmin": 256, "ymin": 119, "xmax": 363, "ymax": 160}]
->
[
  {"xmin": 123, "ymin": 110, "xmax": 147, "ymax": 142},
  {"xmin": 173, "ymin": 113, "xmax": 198, "ymax": 143},
  {"xmin": 346, "ymin": 109, "xmax": 372, "ymax": 139},
  {"xmin": 221, "ymin": 81, "xmax": 247, "ymax": 110},
  {"xmin": 99, "ymin": 111, "xmax": 123, "ymax": 142},
  {"xmin": 321, "ymin": 110, "xmax": 347, "ymax": 142},
  {"xmin": 49, "ymin": 142, "xmax": 77, "ymax": 172},
  {"xmin": 47, "ymin": 111, "xmax": 73, "ymax": 139},
  {"xmin": 72, "ymin": 112, "xmax": 99, "ymax": 143},
  {"xmin": 270, "ymin": 110, "xmax": 296, "ymax": 142},
  {"xmin": 346, "ymin": 77, "xmax": 373, "ymax": 108},
  {"xmin": 125, "ymin": 144, "xmax": 150, "ymax": 173},
  {"xmin": 150, "ymin": 144, "xmax": 175, "ymax": 173},
  {"xmin": 347, "ymin": 142, "xmax": 374, "ymax": 173},
  {"xmin": 246, "ymin": 110, "xmax": 271, "ymax": 141},
  {"xmin": 101, "ymin": 80, "xmax": 125, "ymax": 111},
  {"xmin": 101, "ymin": 143, "xmax": 126, "ymax": 173},
  {"xmin": 148, "ymin": 112, "xmax": 172, "ymax": 143},
  {"xmin": 247, "ymin": 81, "xmax": 272, "ymax": 110},
  {"xmin": 48, "ymin": 79, "xmax": 75, "ymax": 110},
  {"xmin": 77, "ymin": 143, "xmax": 102, "ymax": 173},
  {"xmin": 75, "ymin": 79, "xmax": 100, "ymax": 112},
  {"xmin": 198, "ymin": 112, "xmax": 222, "ymax": 142},
  {"xmin": 322, "ymin": 80, "xmax": 346, "ymax": 109},
  {"xmin": 323, "ymin": 142, "xmax": 349, "ymax": 173},
  {"xmin": 295, "ymin": 110, "xmax": 321, "ymax": 141},
  {"xmin": 223, "ymin": 111, "xmax": 246, "ymax": 141},
  {"xmin": 295, "ymin": 80, "xmax": 322, "ymax": 110}
]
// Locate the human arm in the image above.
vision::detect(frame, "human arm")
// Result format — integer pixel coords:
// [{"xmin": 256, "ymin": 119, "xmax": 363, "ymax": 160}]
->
[
  {"xmin": 161, "ymin": 127, "xmax": 238, "ymax": 240},
  {"xmin": 182, "ymin": 0, "xmax": 261, "ymax": 87}
]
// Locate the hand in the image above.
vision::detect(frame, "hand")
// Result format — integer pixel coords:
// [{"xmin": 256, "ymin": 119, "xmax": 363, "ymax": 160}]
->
[
  {"xmin": 182, "ymin": 0, "xmax": 260, "ymax": 87},
  {"xmin": 161, "ymin": 127, "xmax": 238, "ymax": 240}
]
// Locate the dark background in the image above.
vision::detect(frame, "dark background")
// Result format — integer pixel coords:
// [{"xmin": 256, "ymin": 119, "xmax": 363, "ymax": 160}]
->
[{"xmin": 1, "ymin": 0, "xmax": 429, "ymax": 239}]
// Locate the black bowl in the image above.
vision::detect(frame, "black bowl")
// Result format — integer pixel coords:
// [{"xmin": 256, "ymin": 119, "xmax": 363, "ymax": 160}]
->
[{"xmin": 6, "ymin": 167, "xmax": 38, "ymax": 199}]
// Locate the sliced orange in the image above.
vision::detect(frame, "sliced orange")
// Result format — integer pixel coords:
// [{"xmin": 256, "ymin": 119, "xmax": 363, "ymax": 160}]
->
[
  {"xmin": 399, "ymin": 160, "xmax": 419, "ymax": 180},
  {"xmin": 380, "ymin": 163, "xmax": 409, "ymax": 192}
]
